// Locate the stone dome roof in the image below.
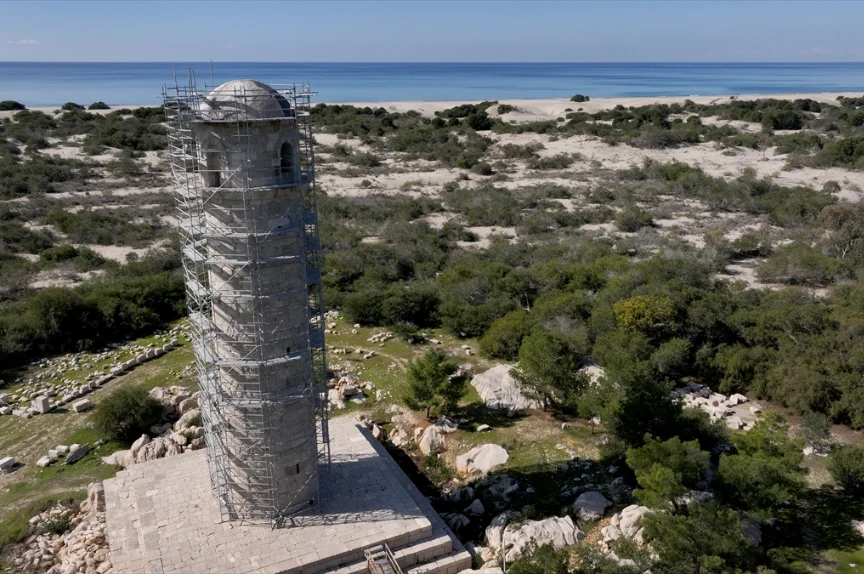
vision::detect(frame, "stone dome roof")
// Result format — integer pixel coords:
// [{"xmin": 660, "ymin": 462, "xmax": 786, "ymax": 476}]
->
[{"xmin": 199, "ymin": 79, "xmax": 292, "ymax": 121}]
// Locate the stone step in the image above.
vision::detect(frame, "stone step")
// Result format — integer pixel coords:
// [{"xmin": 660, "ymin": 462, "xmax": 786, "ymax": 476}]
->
[
  {"xmin": 326, "ymin": 534, "xmax": 453, "ymax": 574},
  {"xmin": 403, "ymin": 549, "xmax": 472, "ymax": 574},
  {"xmin": 393, "ymin": 533, "xmax": 453, "ymax": 570}
]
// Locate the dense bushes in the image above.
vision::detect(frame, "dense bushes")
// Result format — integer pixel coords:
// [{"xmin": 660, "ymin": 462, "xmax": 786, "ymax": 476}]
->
[
  {"xmin": 0, "ymin": 100, "xmax": 26, "ymax": 111},
  {"xmin": 39, "ymin": 245, "xmax": 105, "ymax": 271},
  {"xmin": 829, "ymin": 445, "xmax": 864, "ymax": 495},
  {"xmin": 0, "ymin": 154, "xmax": 97, "ymax": 199},
  {"xmin": 94, "ymin": 386, "xmax": 164, "ymax": 442},
  {"xmin": 45, "ymin": 208, "xmax": 163, "ymax": 246},
  {"xmin": 0, "ymin": 248, "xmax": 185, "ymax": 366}
]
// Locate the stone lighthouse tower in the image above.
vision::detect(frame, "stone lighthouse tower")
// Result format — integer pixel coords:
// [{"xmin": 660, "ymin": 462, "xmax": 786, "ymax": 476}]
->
[{"xmin": 163, "ymin": 79, "xmax": 328, "ymax": 522}]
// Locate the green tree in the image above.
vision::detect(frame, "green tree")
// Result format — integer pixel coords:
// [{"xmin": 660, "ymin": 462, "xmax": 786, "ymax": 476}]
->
[
  {"xmin": 93, "ymin": 386, "xmax": 164, "ymax": 442},
  {"xmin": 626, "ymin": 435, "xmax": 710, "ymax": 510},
  {"xmin": 716, "ymin": 413, "xmax": 806, "ymax": 513},
  {"xmin": 613, "ymin": 294, "xmax": 676, "ymax": 333},
  {"xmin": 828, "ymin": 445, "xmax": 864, "ymax": 496},
  {"xmin": 818, "ymin": 204, "xmax": 864, "ymax": 265},
  {"xmin": 605, "ymin": 366, "xmax": 682, "ymax": 449},
  {"xmin": 403, "ymin": 349, "xmax": 463, "ymax": 418},
  {"xmin": 515, "ymin": 326, "xmax": 585, "ymax": 411},
  {"xmin": 480, "ymin": 309, "xmax": 535, "ymax": 360},
  {"xmin": 643, "ymin": 503, "xmax": 754, "ymax": 574}
]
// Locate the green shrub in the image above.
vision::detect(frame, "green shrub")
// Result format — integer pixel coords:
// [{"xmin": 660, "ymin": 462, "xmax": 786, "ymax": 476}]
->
[
  {"xmin": 39, "ymin": 245, "xmax": 105, "ymax": 271},
  {"xmin": 829, "ymin": 445, "xmax": 864, "ymax": 495},
  {"xmin": 42, "ymin": 515, "xmax": 72, "ymax": 535},
  {"xmin": 88, "ymin": 101, "xmax": 111, "ymax": 110},
  {"xmin": 526, "ymin": 154, "xmax": 573, "ymax": 170},
  {"xmin": 466, "ymin": 113, "xmax": 494, "ymax": 131},
  {"xmin": 497, "ymin": 104, "xmax": 514, "ymax": 114},
  {"xmin": 472, "ymin": 162, "xmax": 493, "ymax": 175},
  {"xmin": 93, "ymin": 386, "xmax": 164, "ymax": 443},
  {"xmin": 615, "ymin": 205, "xmax": 653, "ymax": 232},
  {"xmin": 756, "ymin": 242, "xmax": 850, "ymax": 286},
  {"xmin": 480, "ymin": 309, "xmax": 534, "ymax": 360},
  {"xmin": 0, "ymin": 100, "xmax": 26, "ymax": 111},
  {"xmin": 761, "ymin": 109, "xmax": 805, "ymax": 131},
  {"xmin": 500, "ymin": 142, "xmax": 543, "ymax": 159},
  {"xmin": 0, "ymin": 221, "xmax": 54, "ymax": 253},
  {"xmin": 570, "ymin": 94, "xmax": 590, "ymax": 103},
  {"xmin": 61, "ymin": 102, "xmax": 85, "ymax": 112},
  {"xmin": 345, "ymin": 152, "xmax": 382, "ymax": 168}
]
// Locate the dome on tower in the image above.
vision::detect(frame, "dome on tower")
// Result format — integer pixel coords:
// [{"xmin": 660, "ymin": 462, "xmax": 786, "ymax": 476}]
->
[{"xmin": 199, "ymin": 79, "xmax": 292, "ymax": 121}]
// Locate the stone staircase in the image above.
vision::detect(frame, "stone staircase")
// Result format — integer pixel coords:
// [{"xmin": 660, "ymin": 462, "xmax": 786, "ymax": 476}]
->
[{"xmin": 325, "ymin": 430, "xmax": 471, "ymax": 574}]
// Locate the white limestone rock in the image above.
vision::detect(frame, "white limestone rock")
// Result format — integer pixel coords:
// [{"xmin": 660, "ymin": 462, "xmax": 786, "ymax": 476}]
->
[
  {"xmin": 617, "ymin": 505, "xmax": 651, "ymax": 539},
  {"xmin": 501, "ymin": 516, "xmax": 584, "ymax": 562},
  {"xmin": 72, "ymin": 399, "xmax": 92, "ymax": 413},
  {"xmin": 130, "ymin": 434, "xmax": 150, "ymax": 459},
  {"xmin": 572, "ymin": 491, "xmax": 611, "ymax": 521},
  {"xmin": 418, "ymin": 417, "xmax": 458, "ymax": 455},
  {"xmin": 177, "ymin": 396, "xmax": 198, "ymax": 414},
  {"xmin": 173, "ymin": 408, "xmax": 200, "ymax": 432},
  {"xmin": 101, "ymin": 450, "xmax": 132, "ymax": 468},
  {"xmin": 470, "ymin": 365, "xmax": 541, "ymax": 410},
  {"xmin": 456, "ymin": 443, "xmax": 509, "ymax": 475}
]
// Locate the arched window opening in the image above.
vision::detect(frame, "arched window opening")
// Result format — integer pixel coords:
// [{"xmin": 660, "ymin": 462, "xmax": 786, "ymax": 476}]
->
[{"xmin": 280, "ymin": 142, "xmax": 294, "ymax": 183}]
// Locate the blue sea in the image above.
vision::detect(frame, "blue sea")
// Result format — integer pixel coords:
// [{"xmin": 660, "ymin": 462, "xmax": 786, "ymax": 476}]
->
[{"xmin": 1, "ymin": 62, "xmax": 863, "ymax": 107}]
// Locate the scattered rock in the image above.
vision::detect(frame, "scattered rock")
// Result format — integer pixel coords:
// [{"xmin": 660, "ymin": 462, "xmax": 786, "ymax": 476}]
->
[
  {"xmin": 71, "ymin": 398, "xmax": 92, "ymax": 413},
  {"xmin": 443, "ymin": 513, "xmax": 471, "ymax": 533},
  {"xmin": 63, "ymin": 444, "xmax": 90, "ymax": 465},
  {"xmin": 0, "ymin": 456, "xmax": 16, "ymax": 472},
  {"xmin": 572, "ymin": 491, "xmax": 611, "ymax": 521},
  {"xmin": 174, "ymin": 408, "xmax": 200, "ymax": 432},
  {"xmin": 465, "ymin": 499, "xmax": 486, "ymax": 515},
  {"xmin": 477, "ymin": 424, "xmax": 491, "ymax": 432}
]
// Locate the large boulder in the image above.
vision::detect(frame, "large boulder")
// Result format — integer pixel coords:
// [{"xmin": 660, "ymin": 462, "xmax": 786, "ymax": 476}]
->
[
  {"xmin": 615, "ymin": 504, "xmax": 651, "ymax": 539},
  {"xmin": 499, "ymin": 515, "xmax": 584, "ymax": 562},
  {"xmin": 456, "ymin": 444, "xmax": 509, "ymax": 475},
  {"xmin": 470, "ymin": 365, "xmax": 540, "ymax": 410},
  {"xmin": 418, "ymin": 417, "xmax": 458, "ymax": 455},
  {"xmin": 130, "ymin": 434, "xmax": 150, "ymax": 459},
  {"xmin": 572, "ymin": 491, "xmax": 611, "ymax": 521},
  {"xmin": 174, "ymin": 408, "xmax": 200, "ymax": 433},
  {"xmin": 87, "ymin": 482, "xmax": 106, "ymax": 513},
  {"xmin": 101, "ymin": 450, "xmax": 132, "ymax": 468}
]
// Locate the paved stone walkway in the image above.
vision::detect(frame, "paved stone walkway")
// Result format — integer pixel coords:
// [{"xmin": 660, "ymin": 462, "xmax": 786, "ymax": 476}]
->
[{"xmin": 105, "ymin": 418, "xmax": 433, "ymax": 573}]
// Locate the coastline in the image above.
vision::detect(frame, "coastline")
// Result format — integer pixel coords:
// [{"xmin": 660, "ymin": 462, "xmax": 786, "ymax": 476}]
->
[{"xmin": 4, "ymin": 91, "xmax": 859, "ymax": 122}]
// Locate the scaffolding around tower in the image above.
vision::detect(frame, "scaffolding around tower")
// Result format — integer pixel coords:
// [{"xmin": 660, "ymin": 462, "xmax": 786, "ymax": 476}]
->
[{"xmin": 162, "ymin": 73, "xmax": 329, "ymax": 524}]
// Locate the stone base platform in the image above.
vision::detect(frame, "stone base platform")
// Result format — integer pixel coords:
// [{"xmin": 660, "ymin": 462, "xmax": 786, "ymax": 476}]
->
[{"xmin": 104, "ymin": 418, "xmax": 470, "ymax": 574}]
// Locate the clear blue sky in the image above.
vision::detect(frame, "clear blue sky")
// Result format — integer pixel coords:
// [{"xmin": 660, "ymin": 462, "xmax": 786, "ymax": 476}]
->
[{"xmin": 2, "ymin": 0, "xmax": 863, "ymax": 62}]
